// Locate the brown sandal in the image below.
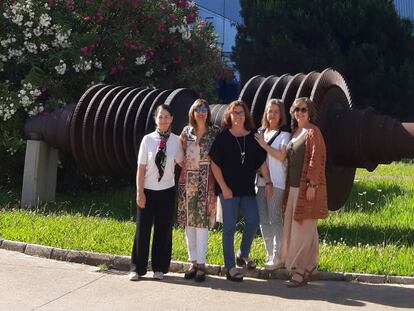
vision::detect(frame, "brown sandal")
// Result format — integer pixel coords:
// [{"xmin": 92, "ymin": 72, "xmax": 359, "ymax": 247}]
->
[
  {"xmin": 305, "ymin": 266, "xmax": 320, "ymax": 282},
  {"xmin": 286, "ymin": 272, "xmax": 307, "ymax": 287}
]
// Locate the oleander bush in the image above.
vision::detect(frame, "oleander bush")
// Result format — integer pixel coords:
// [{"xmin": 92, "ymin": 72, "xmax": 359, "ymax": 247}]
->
[{"xmin": 0, "ymin": 0, "xmax": 231, "ymax": 186}]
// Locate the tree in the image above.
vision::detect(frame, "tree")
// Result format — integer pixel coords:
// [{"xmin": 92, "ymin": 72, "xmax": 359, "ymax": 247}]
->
[
  {"xmin": 0, "ymin": 0, "xmax": 230, "ymax": 186},
  {"xmin": 232, "ymin": 0, "xmax": 414, "ymax": 120}
]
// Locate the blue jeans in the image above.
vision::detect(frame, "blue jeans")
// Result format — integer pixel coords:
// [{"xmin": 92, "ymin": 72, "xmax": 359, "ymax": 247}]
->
[{"xmin": 219, "ymin": 194, "xmax": 260, "ymax": 268}]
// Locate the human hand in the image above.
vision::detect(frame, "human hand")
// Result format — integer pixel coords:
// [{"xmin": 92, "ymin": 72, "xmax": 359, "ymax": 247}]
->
[
  {"xmin": 137, "ymin": 191, "xmax": 146, "ymax": 208},
  {"xmin": 254, "ymin": 133, "xmax": 266, "ymax": 148},
  {"xmin": 222, "ymin": 186, "xmax": 233, "ymax": 199},
  {"xmin": 306, "ymin": 187, "xmax": 316, "ymax": 201},
  {"xmin": 265, "ymin": 184, "xmax": 273, "ymax": 199}
]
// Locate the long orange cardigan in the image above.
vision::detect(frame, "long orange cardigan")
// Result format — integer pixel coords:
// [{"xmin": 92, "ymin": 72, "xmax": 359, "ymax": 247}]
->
[{"xmin": 284, "ymin": 125, "xmax": 328, "ymax": 221}]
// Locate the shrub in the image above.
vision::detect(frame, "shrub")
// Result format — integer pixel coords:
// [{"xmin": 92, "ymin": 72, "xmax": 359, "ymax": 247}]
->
[{"xmin": 0, "ymin": 0, "xmax": 231, "ymax": 186}]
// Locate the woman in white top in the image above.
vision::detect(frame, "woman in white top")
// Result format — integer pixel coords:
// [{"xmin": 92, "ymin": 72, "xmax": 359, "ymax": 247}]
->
[
  {"xmin": 255, "ymin": 99, "xmax": 291, "ymax": 270},
  {"xmin": 129, "ymin": 104, "xmax": 184, "ymax": 281}
]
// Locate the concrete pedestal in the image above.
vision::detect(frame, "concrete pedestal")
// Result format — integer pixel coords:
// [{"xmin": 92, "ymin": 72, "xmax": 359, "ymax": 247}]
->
[{"xmin": 21, "ymin": 140, "xmax": 58, "ymax": 207}]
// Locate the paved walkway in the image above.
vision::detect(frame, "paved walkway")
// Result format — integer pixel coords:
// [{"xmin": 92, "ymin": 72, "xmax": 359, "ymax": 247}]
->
[{"xmin": 1, "ymin": 249, "xmax": 413, "ymax": 311}]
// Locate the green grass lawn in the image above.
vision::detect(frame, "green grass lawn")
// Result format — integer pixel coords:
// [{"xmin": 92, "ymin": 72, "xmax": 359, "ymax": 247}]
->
[{"xmin": 1, "ymin": 162, "xmax": 413, "ymax": 276}]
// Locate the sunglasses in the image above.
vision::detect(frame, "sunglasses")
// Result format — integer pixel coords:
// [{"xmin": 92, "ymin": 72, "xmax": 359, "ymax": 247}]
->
[
  {"xmin": 195, "ymin": 106, "xmax": 208, "ymax": 113},
  {"xmin": 294, "ymin": 107, "xmax": 308, "ymax": 113}
]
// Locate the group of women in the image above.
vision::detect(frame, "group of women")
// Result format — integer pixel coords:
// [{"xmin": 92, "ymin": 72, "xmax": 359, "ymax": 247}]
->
[{"xmin": 129, "ymin": 96, "xmax": 328, "ymax": 287}]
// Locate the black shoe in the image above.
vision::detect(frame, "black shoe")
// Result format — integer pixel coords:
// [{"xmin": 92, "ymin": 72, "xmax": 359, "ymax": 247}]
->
[
  {"xmin": 184, "ymin": 265, "xmax": 197, "ymax": 280},
  {"xmin": 195, "ymin": 267, "xmax": 206, "ymax": 282},
  {"xmin": 226, "ymin": 268, "xmax": 243, "ymax": 282},
  {"xmin": 236, "ymin": 256, "xmax": 256, "ymax": 270}
]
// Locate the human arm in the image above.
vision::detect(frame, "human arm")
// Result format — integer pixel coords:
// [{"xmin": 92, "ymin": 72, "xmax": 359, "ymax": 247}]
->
[
  {"xmin": 254, "ymin": 132, "xmax": 287, "ymax": 161},
  {"xmin": 136, "ymin": 164, "xmax": 146, "ymax": 208},
  {"xmin": 211, "ymin": 161, "xmax": 233, "ymax": 199},
  {"xmin": 305, "ymin": 128, "xmax": 326, "ymax": 201},
  {"xmin": 258, "ymin": 162, "xmax": 273, "ymax": 199}
]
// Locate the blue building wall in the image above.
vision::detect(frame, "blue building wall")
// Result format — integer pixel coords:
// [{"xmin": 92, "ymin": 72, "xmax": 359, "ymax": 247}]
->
[{"xmin": 394, "ymin": 0, "xmax": 414, "ymax": 21}]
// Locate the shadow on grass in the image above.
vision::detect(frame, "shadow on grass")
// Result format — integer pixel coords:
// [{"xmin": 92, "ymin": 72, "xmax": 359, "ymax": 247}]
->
[
  {"xmin": 155, "ymin": 274, "xmax": 414, "ymax": 309},
  {"xmin": 318, "ymin": 223, "xmax": 414, "ymax": 246},
  {"xmin": 0, "ymin": 185, "xmax": 137, "ymax": 222},
  {"xmin": 341, "ymin": 181, "xmax": 407, "ymax": 213}
]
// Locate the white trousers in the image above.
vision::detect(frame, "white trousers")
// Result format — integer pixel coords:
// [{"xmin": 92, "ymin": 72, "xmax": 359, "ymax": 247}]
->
[{"xmin": 185, "ymin": 226, "xmax": 209, "ymax": 264}]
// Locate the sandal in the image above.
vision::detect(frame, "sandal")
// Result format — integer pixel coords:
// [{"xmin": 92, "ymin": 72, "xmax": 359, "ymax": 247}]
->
[
  {"xmin": 286, "ymin": 272, "xmax": 307, "ymax": 287},
  {"xmin": 305, "ymin": 266, "xmax": 320, "ymax": 282},
  {"xmin": 226, "ymin": 267, "xmax": 244, "ymax": 282},
  {"xmin": 236, "ymin": 256, "xmax": 256, "ymax": 270},
  {"xmin": 184, "ymin": 265, "xmax": 197, "ymax": 280},
  {"xmin": 195, "ymin": 265, "xmax": 206, "ymax": 283}
]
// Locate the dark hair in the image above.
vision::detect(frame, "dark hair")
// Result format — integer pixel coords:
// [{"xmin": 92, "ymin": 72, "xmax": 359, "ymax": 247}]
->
[
  {"xmin": 289, "ymin": 97, "xmax": 317, "ymax": 131},
  {"xmin": 188, "ymin": 99, "xmax": 212, "ymax": 128},
  {"xmin": 261, "ymin": 98, "xmax": 286, "ymax": 129},
  {"xmin": 221, "ymin": 100, "xmax": 255, "ymax": 130},
  {"xmin": 154, "ymin": 104, "xmax": 173, "ymax": 117}
]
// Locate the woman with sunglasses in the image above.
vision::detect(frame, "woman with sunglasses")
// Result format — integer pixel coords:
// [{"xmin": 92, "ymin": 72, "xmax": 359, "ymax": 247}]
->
[
  {"xmin": 281, "ymin": 97, "xmax": 328, "ymax": 287},
  {"xmin": 177, "ymin": 99, "xmax": 221, "ymax": 282},
  {"xmin": 129, "ymin": 104, "xmax": 184, "ymax": 281},
  {"xmin": 254, "ymin": 99, "xmax": 291, "ymax": 270},
  {"xmin": 209, "ymin": 100, "xmax": 272, "ymax": 282}
]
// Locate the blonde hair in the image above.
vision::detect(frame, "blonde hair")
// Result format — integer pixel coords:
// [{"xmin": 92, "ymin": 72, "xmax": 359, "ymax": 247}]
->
[{"xmin": 261, "ymin": 98, "xmax": 286, "ymax": 129}]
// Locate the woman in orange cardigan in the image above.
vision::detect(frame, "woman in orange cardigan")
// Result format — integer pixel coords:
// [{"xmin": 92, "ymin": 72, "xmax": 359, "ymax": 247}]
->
[{"xmin": 281, "ymin": 97, "xmax": 328, "ymax": 287}]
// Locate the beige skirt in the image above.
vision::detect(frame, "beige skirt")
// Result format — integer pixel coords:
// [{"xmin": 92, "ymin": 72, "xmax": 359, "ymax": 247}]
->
[{"xmin": 280, "ymin": 187, "xmax": 319, "ymax": 274}]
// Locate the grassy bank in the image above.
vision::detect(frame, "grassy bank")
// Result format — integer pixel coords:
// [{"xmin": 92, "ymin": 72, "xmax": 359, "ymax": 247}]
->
[{"xmin": 1, "ymin": 162, "xmax": 413, "ymax": 276}]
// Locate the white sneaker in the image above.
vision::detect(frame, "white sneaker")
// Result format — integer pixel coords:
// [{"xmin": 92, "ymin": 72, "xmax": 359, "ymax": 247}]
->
[
  {"xmin": 153, "ymin": 271, "xmax": 164, "ymax": 280},
  {"xmin": 128, "ymin": 271, "xmax": 139, "ymax": 281}
]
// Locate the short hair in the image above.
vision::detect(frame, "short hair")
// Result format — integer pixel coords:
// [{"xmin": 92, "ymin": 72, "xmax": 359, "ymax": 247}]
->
[
  {"xmin": 261, "ymin": 98, "xmax": 287, "ymax": 129},
  {"xmin": 154, "ymin": 104, "xmax": 173, "ymax": 117},
  {"xmin": 188, "ymin": 99, "xmax": 212, "ymax": 128},
  {"xmin": 289, "ymin": 97, "xmax": 317, "ymax": 130},
  {"xmin": 221, "ymin": 100, "xmax": 255, "ymax": 130}
]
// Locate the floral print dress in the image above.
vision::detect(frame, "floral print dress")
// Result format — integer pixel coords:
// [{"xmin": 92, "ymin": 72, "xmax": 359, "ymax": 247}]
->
[{"xmin": 177, "ymin": 125, "xmax": 221, "ymax": 228}]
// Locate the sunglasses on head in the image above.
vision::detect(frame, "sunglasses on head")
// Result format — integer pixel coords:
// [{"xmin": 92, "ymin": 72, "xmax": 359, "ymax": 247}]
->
[
  {"xmin": 294, "ymin": 107, "xmax": 308, "ymax": 113},
  {"xmin": 195, "ymin": 106, "xmax": 208, "ymax": 113}
]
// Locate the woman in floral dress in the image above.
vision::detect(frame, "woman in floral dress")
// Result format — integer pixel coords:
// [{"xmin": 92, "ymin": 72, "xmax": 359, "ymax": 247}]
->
[{"xmin": 177, "ymin": 99, "xmax": 220, "ymax": 282}]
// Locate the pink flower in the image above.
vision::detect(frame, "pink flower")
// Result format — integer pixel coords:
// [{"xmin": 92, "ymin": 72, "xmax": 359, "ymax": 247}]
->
[
  {"xmin": 186, "ymin": 12, "xmax": 195, "ymax": 24},
  {"xmin": 117, "ymin": 64, "xmax": 125, "ymax": 72},
  {"xmin": 109, "ymin": 66, "xmax": 117, "ymax": 75},
  {"xmin": 131, "ymin": 0, "xmax": 140, "ymax": 8},
  {"xmin": 129, "ymin": 42, "xmax": 139, "ymax": 50},
  {"xmin": 167, "ymin": 13, "xmax": 176, "ymax": 21},
  {"xmin": 83, "ymin": 15, "xmax": 92, "ymax": 22},
  {"xmin": 157, "ymin": 21, "xmax": 165, "ymax": 32},
  {"xmin": 172, "ymin": 56, "xmax": 181, "ymax": 64},
  {"xmin": 66, "ymin": 0, "xmax": 73, "ymax": 10},
  {"xmin": 105, "ymin": 0, "xmax": 113, "ymax": 7},
  {"xmin": 175, "ymin": 0, "xmax": 187, "ymax": 8},
  {"xmin": 95, "ymin": 9, "xmax": 104, "ymax": 22},
  {"xmin": 145, "ymin": 48, "xmax": 154, "ymax": 60},
  {"xmin": 47, "ymin": 0, "xmax": 54, "ymax": 7},
  {"xmin": 80, "ymin": 46, "xmax": 91, "ymax": 56}
]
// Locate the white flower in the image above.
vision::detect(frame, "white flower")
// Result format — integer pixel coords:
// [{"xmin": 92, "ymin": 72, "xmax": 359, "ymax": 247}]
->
[
  {"xmin": 40, "ymin": 44, "xmax": 48, "ymax": 51},
  {"xmin": 94, "ymin": 60, "xmax": 102, "ymax": 69},
  {"xmin": 39, "ymin": 13, "xmax": 52, "ymax": 28},
  {"xmin": 55, "ymin": 61, "xmax": 67, "ymax": 75},
  {"xmin": 135, "ymin": 55, "xmax": 146, "ymax": 65},
  {"xmin": 145, "ymin": 69, "xmax": 154, "ymax": 77}
]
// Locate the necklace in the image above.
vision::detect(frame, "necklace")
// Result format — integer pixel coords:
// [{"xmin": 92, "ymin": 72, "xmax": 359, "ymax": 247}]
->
[{"xmin": 234, "ymin": 135, "xmax": 246, "ymax": 165}]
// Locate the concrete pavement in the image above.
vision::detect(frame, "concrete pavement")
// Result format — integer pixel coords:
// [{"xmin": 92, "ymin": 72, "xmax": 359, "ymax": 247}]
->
[{"xmin": 1, "ymin": 249, "xmax": 413, "ymax": 310}]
